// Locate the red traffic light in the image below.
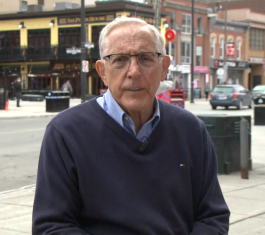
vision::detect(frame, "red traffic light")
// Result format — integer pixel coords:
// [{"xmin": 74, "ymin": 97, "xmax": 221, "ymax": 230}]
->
[{"xmin": 165, "ymin": 29, "xmax": 176, "ymax": 41}]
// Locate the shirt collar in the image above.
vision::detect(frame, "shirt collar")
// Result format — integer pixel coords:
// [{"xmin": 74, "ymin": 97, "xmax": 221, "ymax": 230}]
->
[{"xmin": 104, "ymin": 89, "xmax": 160, "ymax": 133}]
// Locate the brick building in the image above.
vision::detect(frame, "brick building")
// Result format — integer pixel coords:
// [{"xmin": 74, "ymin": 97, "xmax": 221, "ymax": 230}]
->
[
  {"xmin": 207, "ymin": 0, "xmax": 265, "ymax": 88},
  {"xmin": 208, "ymin": 16, "xmax": 250, "ymax": 88},
  {"xmin": 161, "ymin": 0, "xmax": 210, "ymax": 99}
]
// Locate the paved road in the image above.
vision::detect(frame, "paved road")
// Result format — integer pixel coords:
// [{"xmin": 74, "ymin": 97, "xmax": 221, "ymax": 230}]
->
[{"xmin": 0, "ymin": 117, "xmax": 52, "ymax": 191}]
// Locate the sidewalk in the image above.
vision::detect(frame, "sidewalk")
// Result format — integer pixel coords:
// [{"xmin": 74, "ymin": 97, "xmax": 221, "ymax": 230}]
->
[
  {"xmin": 0, "ymin": 98, "xmax": 81, "ymax": 119},
  {"xmin": 0, "ymin": 98, "xmax": 265, "ymax": 235}
]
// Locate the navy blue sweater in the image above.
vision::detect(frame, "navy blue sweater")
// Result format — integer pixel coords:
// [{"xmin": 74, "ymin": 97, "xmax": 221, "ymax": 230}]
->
[{"xmin": 32, "ymin": 99, "xmax": 230, "ymax": 235}]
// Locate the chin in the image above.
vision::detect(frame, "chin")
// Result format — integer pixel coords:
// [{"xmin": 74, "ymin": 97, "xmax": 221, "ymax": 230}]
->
[{"xmin": 122, "ymin": 99, "xmax": 151, "ymax": 113}]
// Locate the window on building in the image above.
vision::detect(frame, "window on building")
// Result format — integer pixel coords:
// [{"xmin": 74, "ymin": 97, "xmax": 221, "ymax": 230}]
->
[
  {"xmin": 92, "ymin": 25, "xmax": 105, "ymax": 45},
  {"xmin": 59, "ymin": 27, "xmax": 81, "ymax": 47},
  {"xmin": 197, "ymin": 17, "xmax": 203, "ymax": 35},
  {"xmin": 196, "ymin": 46, "xmax": 202, "ymax": 66},
  {"xmin": 0, "ymin": 31, "xmax": 20, "ymax": 48},
  {"xmin": 220, "ymin": 38, "xmax": 224, "ymax": 58},
  {"xmin": 181, "ymin": 41, "xmax": 191, "ymax": 64},
  {"xmin": 237, "ymin": 40, "xmax": 241, "ymax": 59},
  {"xmin": 182, "ymin": 14, "xmax": 191, "ymax": 34},
  {"xmin": 20, "ymin": 1, "xmax": 27, "ymax": 11},
  {"xmin": 211, "ymin": 37, "xmax": 215, "ymax": 57},
  {"xmin": 38, "ymin": 0, "xmax": 44, "ymax": 5},
  {"xmin": 28, "ymin": 29, "xmax": 50, "ymax": 52},
  {"xmin": 249, "ymin": 28, "xmax": 264, "ymax": 50}
]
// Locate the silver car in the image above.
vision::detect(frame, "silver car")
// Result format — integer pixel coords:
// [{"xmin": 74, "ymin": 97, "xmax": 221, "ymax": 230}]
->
[{"xmin": 209, "ymin": 85, "xmax": 252, "ymax": 110}]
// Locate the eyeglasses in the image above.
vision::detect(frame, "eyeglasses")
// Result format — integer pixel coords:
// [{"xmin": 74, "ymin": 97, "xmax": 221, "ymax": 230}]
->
[{"xmin": 103, "ymin": 52, "xmax": 162, "ymax": 71}]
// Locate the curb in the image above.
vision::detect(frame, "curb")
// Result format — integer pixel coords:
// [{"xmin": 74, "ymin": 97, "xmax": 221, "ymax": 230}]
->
[{"xmin": 0, "ymin": 114, "xmax": 58, "ymax": 120}]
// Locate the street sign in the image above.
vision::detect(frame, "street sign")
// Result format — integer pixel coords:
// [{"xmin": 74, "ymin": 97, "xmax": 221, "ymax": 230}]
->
[
  {"xmin": 66, "ymin": 47, "xmax": 81, "ymax": 54},
  {"xmin": 82, "ymin": 60, "xmax": 89, "ymax": 73},
  {"xmin": 216, "ymin": 68, "xmax": 224, "ymax": 76},
  {"xmin": 165, "ymin": 29, "xmax": 176, "ymax": 41},
  {"xmin": 85, "ymin": 42, "xmax": 94, "ymax": 49}
]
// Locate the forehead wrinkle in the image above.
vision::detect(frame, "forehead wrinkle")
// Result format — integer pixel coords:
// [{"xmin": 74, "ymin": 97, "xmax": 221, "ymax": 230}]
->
[{"xmin": 105, "ymin": 25, "xmax": 156, "ymax": 55}]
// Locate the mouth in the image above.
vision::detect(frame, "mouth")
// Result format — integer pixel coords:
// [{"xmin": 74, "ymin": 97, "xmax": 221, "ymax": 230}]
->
[{"xmin": 128, "ymin": 88, "xmax": 142, "ymax": 91}]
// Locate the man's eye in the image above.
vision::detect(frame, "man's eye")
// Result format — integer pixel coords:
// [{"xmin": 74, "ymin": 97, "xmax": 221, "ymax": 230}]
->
[
  {"xmin": 113, "ymin": 56, "xmax": 128, "ymax": 63},
  {"xmin": 141, "ymin": 54, "xmax": 155, "ymax": 62}
]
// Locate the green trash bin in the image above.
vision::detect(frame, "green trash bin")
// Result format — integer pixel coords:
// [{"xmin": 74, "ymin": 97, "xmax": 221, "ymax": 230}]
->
[{"xmin": 197, "ymin": 115, "xmax": 251, "ymax": 174}]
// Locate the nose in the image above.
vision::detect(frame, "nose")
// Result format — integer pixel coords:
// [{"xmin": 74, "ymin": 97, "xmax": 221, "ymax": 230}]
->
[
  {"xmin": 127, "ymin": 56, "xmax": 140, "ymax": 77},
  {"xmin": 128, "ymin": 56, "xmax": 139, "ymax": 69}
]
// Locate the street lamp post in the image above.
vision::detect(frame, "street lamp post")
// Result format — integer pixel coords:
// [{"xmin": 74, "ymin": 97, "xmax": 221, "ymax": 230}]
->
[
  {"xmin": 190, "ymin": 0, "xmax": 194, "ymax": 103},
  {"xmin": 80, "ymin": 0, "xmax": 86, "ymax": 103},
  {"xmin": 2, "ymin": 67, "xmax": 8, "ymax": 104}
]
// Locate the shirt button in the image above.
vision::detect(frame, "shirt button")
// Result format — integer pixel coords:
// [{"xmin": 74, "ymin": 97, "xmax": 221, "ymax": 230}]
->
[{"xmin": 124, "ymin": 117, "xmax": 129, "ymax": 121}]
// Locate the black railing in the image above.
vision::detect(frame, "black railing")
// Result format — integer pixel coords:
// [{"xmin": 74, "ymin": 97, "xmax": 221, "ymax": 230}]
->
[
  {"xmin": 0, "ymin": 44, "xmax": 100, "ymax": 62},
  {"xmin": 0, "ymin": 46, "xmax": 25, "ymax": 62},
  {"xmin": 26, "ymin": 46, "xmax": 57, "ymax": 61}
]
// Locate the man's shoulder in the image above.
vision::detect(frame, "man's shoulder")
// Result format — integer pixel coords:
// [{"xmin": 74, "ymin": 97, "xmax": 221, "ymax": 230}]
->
[
  {"xmin": 50, "ymin": 99, "xmax": 98, "ymax": 127},
  {"xmin": 159, "ymin": 100, "xmax": 202, "ymax": 126}
]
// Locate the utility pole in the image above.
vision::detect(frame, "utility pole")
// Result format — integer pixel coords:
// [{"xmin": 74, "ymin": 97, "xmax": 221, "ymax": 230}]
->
[
  {"xmin": 190, "ymin": 0, "xmax": 194, "ymax": 103},
  {"xmin": 154, "ymin": 0, "xmax": 161, "ymax": 29},
  {"xmin": 80, "ymin": 0, "xmax": 86, "ymax": 103}
]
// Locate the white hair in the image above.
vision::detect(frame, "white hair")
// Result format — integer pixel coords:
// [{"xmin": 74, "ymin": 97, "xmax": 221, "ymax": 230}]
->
[{"xmin": 98, "ymin": 17, "xmax": 166, "ymax": 59}]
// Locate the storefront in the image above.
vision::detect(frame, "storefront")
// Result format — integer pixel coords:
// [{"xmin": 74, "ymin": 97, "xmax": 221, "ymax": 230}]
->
[
  {"xmin": 50, "ymin": 61, "xmax": 105, "ymax": 97},
  {"xmin": 248, "ymin": 57, "xmax": 265, "ymax": 89},
  {"xmin": 210, "ymin": 59, "xmax": 249, "ymax": 87}
]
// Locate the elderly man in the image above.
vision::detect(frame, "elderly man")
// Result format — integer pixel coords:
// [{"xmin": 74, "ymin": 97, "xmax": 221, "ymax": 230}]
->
[{"xmin": 33, "ymin": 17, "xmax": 230, "ymax": 235}]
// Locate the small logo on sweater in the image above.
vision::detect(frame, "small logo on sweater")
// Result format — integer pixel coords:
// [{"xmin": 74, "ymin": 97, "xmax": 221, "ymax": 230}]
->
[{"xmin": 180, "ymin": 164, "xmax": 185, "ymax": 167}]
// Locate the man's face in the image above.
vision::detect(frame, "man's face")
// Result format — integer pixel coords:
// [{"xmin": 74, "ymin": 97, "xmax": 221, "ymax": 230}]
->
[{"xmin": 96, "ymin": 24, "xmax": 170, "ymax": 115}]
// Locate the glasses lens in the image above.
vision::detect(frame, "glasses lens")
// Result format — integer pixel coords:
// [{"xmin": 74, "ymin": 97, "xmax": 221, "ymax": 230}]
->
[
  {"xmin": 110, "ymin": 55, "xmax": 130, "ymax": 70},
  {"xmin": 138, "ymin": 52, "xmax": 159, "ymax": 69}
]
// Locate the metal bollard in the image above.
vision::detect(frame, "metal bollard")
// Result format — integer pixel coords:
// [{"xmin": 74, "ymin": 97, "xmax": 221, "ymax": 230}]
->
[{"xmin": 240, "ymin": 118, "xmax": 249, "ymax": 179}]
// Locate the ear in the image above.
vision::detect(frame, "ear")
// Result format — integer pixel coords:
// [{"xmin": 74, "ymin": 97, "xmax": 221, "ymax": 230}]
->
[
  {"xmin": 96, "ymin": 60, "xmax": 108, "ymax": 86},
  {"xmin": 161, "ymin": 55, "xmax": 171, "ymax": 82}
]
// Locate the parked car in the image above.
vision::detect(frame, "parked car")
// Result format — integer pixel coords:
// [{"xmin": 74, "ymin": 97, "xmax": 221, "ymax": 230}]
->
[
  {"xmin": 252, "ymin": 85, "xmax": 265, "ymax": 105},
  {"xmin": 209, "ymin": 84, "xmax": 252, "ymax": 110}
]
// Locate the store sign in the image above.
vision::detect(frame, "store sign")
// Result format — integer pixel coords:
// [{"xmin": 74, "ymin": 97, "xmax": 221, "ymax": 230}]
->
[
  {"xmin": 52, "ymin": 62, "xmax": 96, "ymax": 73},
  {"xmin": 82, "ymin": 60, "xmax": 89, "ymax": 73},
  {"xmin": 194, "ymin": 66, "xmax": 209, "ymax": 74},
  {"xmin": 214, "ymin": 59, "xmax": 248, "ymax": 69},
  {"xmin": 66, "ymin": 47, "xmax": 81, "ymax": 54},
  {"xmin": 178, "ymin": 65, "xmax": 190, "ymax": 73},
  {"xmin": 58, "ymin": 15, "xmax": 115, "ymax": 25},
  {"xmin": 226, "ymin": 42, "xmax": 235, "ymax": 57},
  {"xmin": 249, "ymin": 57, "xmax": 265, "ymax": 63}
]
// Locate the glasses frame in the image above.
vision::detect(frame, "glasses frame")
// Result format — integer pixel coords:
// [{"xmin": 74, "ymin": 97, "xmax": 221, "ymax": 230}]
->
[{"xmin": 103, "ymin": 52, "xmax": 162, "ymax": 71}]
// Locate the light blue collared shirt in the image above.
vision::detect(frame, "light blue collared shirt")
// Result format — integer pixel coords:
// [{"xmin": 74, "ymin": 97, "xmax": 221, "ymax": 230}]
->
[{"xmin": 96, "ymin": 89, "xmax": 160, "ymax": 141}]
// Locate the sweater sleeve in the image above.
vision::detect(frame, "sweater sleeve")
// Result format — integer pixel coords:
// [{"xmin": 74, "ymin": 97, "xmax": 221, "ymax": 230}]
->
[
  {"xmin": 32, "ymin": 123, "xmax": 87, "ymax": 235},
  {"xmin": 190, "ymin": 123, "xmax": 230, "ymax": 235}
]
